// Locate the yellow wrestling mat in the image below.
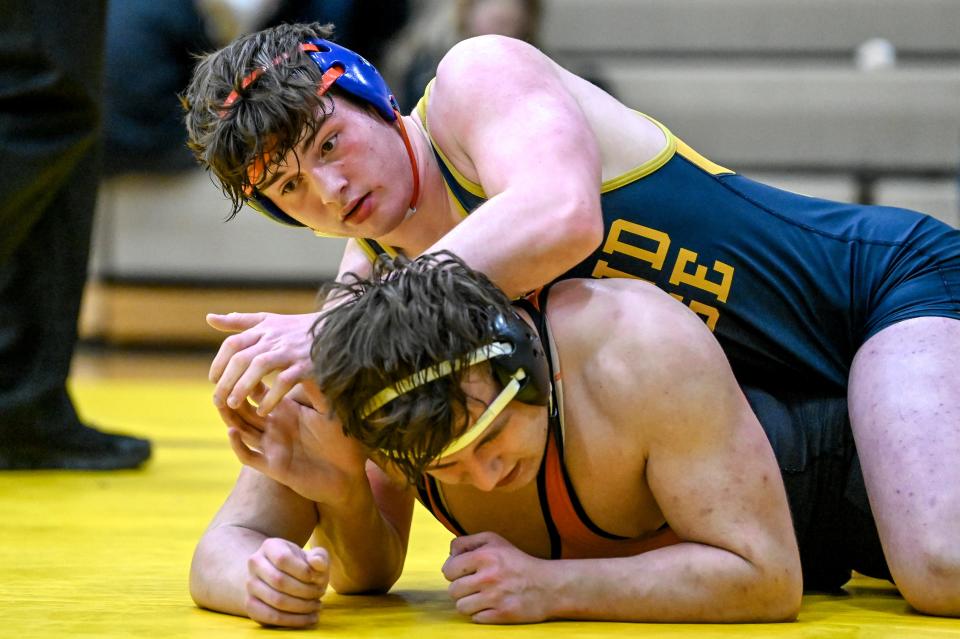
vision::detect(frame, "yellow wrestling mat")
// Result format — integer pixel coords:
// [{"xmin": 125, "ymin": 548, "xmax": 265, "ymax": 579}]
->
[{"xmin": 1, "ymin": 377, "xmax": 958, "ymax": 638}]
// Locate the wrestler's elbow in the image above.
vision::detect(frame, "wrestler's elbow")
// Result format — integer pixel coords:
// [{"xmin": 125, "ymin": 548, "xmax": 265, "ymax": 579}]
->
[
  {"xmin": 894, "ymin": 546, "xmax": 960, "ymax": 616},
  {"xmin": 761, "ymin": 578, "xmax": 803, "ymax": 622},
  {"xmin": 545, "ymin": 190, "xmax": 604, "ymax": 261},
  {"xmin": 750, "ymin": 557, "xmax": 803, "ymax": 622}
]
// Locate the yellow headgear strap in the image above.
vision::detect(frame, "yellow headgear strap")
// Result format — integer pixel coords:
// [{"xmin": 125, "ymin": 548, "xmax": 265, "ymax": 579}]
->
[
  {"xmin": 437, "ymin": 368, "xmax": 526, "ymax": 458},
  {"xmin": 359, "ymin": 342, "xmax": 512, "ymax": 419}
]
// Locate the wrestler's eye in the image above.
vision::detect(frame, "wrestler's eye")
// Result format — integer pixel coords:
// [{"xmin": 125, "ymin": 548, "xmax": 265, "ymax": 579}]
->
[
  {"xmin": 280, "ymin": 176, "xmax": 301, "ymax": 195},
  {"xmin": 320, "ymin": 134, "xmax": 338, "ymax": 155}
]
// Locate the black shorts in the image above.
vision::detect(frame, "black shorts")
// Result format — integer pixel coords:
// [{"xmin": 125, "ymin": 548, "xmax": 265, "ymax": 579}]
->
[{"xmin": 744, "ymin": 386, "xmax": 892, "ymax": 591}]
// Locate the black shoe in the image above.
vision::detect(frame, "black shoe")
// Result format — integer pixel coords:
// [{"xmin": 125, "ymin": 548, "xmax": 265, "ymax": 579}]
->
[{"xmin": 0, "ymin": 422, "xmax": 152, "ymax": 470}]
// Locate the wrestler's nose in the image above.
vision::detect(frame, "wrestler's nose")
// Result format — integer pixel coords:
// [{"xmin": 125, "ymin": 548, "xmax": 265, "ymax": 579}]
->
[
  {"xmin": 466, "ymin": 454, "xmax": 502, "ymax": 492},
  {"xmin": 310, "ymin": 165, "xmax": 346, "ymax": 208}
]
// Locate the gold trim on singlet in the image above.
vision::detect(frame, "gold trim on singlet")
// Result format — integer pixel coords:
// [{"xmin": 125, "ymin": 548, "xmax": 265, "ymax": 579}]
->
[
  {"xmin": 416, "ymin": 79, "xmax": 482, "ymax": 219},
  {"xmin": 416, "ymin": 79, "xmax": 732, "ymax": 201},
  {"xmin": 674, "ymin": 137, "xmax": 734, "ymax": 176},
  {"xmin": 599, "ymin": 113, "xmax": 676, "ymax": 193}
]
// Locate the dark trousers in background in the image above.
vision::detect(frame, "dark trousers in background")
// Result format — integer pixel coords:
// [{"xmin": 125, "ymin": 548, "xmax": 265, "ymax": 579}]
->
[{"xmin": 0, "ymin": 0, "xmax": 106, "ymax": 440}]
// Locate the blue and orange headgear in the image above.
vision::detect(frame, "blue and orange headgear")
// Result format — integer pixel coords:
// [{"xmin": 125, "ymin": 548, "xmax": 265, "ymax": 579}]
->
[{"xmin": 221, "ymin": 38, "xmax": 420, "ymax": 228}]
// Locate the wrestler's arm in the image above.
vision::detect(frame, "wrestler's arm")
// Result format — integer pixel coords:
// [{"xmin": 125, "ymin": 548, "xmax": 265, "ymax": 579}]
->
[
  {"xmin": 549, "ymin": 283, "xmax": 802, "ymax": 621},
  {"xmin": 189, "ymin": 465, "xmax": 323, "ymax": 624},
  {"xmin": 422, "ymin": 35, "xmax": 605, "ymax": 298},
  {"xmin": 316, "ymin": 459, "xmax": 417, "ymax": 595},
  {"xmin": 190, "ymin": 457, "xmax": 414, "ymax": 626},
  {"xmin": 206, "ymin": 238, "xmax": 373, "ymax": 414}
]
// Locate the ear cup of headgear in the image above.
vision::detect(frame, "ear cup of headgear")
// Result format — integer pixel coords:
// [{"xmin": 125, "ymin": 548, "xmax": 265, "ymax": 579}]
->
[
  {"xmin": 488, "ymin": 311, "xmax": 550, "ymax": 406},
  {"xmin": 304, "ymin": 38, "xmax": 398, "ymax": 121}
]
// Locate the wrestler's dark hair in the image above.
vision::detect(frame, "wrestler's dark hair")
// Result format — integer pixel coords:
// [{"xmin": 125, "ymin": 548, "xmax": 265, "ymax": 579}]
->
[
  {"xmin": 181, "ymin": 22, "xmax": 347, "ymax": 218},
  {"xmin": 311, "ymin": 252, "xmax": 515, "ymax": 484}
]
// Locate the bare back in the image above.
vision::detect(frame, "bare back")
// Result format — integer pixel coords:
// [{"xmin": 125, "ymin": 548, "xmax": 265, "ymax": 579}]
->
[{"xmin": 424, "ymin": 278, "xmax": 795, "ymax": 565}]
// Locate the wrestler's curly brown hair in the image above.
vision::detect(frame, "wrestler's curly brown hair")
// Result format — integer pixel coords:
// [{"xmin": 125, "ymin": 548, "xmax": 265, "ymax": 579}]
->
[
  {"xmin": 181, "ymin": 22, "xmax": 350, "ymax": 218},
  {"xmin": 311, "ymin": 252, "xmax": 515, "ymax": 484}
]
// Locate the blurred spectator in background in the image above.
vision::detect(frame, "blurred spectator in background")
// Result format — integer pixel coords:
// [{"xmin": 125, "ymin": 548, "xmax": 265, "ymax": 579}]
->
[
  {"xmin": 273, "ymin": 0, "xmax": 411, "ymax": 68},
  {"xmin": 103, "ymin": 0, "xmax": 409, "ymax": 177},
  {"xmin": 0, "ymin": 0, "xmax": 151, "ymax": 470},
  {"xmin": 386, "ymin": 0, "xmax": 608, "ymax": 112},
  {"xmin": 102, "ymin": 0, "xmax": 217, "ymax": 175}
]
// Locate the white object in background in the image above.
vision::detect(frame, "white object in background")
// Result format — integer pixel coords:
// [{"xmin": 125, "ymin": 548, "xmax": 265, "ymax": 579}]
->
[{"xmin": 855, "ymin": 37, "xmax": 897, "ymax": 72}]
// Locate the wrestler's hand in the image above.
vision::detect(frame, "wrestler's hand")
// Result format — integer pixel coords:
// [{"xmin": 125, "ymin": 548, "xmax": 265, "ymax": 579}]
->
[
  {"xmin": 220, "ymin": 381, "xmax": 367, "ymax": 506},
  {"xmin": 442, "ymin": 532, "xmax": 555, "ymax": 624},
  {"xmin": 208, "ymin": 311, "xmax": 320, "ymax": 416},
  {"xmin": 245, "ymin": 538, "xmax": 329, "ymax": 628}
]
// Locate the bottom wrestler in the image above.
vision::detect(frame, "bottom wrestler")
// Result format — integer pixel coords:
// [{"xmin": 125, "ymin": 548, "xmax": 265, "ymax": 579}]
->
[{"xmin": 191, "ymin": 253, "xmax": 923, "ymax": 627}]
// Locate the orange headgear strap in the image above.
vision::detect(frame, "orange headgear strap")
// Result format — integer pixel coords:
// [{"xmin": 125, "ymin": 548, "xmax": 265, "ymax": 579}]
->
[
  {"xmin": 222, "ymin": 43, "xmax": 325, "ymax": 112},
  {"xmin": 394, "ymin": 109, "xmax": 421, "ymax": 211}
]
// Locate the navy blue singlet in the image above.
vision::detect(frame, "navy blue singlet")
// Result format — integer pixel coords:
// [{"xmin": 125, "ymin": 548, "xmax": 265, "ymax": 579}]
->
[{"xmin": 360, "ymin": 82, "xmax": 960, "ymax": 393}]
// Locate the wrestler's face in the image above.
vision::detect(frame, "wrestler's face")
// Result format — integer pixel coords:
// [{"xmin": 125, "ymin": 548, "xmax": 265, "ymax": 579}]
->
[
  {"xmin": 258, "ymin": 96, "xmax": 413, "ymax": 237},
  {"xmin": 424, "ymin": 369, "xmax": 548, "ymax": 492}
]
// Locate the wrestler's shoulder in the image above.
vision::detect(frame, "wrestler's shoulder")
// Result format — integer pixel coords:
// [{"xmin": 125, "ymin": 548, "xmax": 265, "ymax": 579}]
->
[
  {"xmin": 554, "ymin": 278, "xmax": 721, "ymax": 367},
  {"xmin": 548, "ymin": 278, "xmax": 695, "ymax": 333}
]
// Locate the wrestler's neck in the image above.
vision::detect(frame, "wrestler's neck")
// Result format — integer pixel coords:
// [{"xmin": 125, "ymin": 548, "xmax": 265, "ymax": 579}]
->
[{"xmin": 376, "ymin": 114, "xmax": 462, "ymax": 257}]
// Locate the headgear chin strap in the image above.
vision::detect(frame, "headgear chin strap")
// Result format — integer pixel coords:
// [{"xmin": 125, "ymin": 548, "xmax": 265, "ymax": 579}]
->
[
  {"xmin": 437, "ymin": 368, "xmax": 527, "ymax": 458},
  {"xmin": 359, "ymin": 310, "xmax": 550, "ymax": 460},
  {"xmin": 224, "ymin": 38, "xmax": 420, "ymax": 227}
]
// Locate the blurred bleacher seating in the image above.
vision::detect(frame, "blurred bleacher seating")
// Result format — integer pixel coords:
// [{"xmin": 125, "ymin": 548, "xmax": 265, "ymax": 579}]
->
[{"xmin": 542, "ymin": 0, "xmax": 960, "ymax": 226}]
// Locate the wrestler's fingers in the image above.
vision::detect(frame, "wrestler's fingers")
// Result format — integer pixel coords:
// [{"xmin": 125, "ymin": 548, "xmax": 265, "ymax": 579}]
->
[
  {"xmin": 227, "ymin": 427, "xmax": 263, "ymax": 468},
  {"xmin": 247, "ymin": 577, "xmax": 322, "ymax": 614},
  {"xmin": 441, "ymin": 551, "xmax": 478, "ymax": 583},
  {"xmin": 208, "ymin": 328, "xmax": 263, "ymax": 385},
  {"xmin": 260, "ymin": 539, "xmax": 312, "ymax": 581},
  {"xmin": 218, "ymin": 403, "xmax": 264, "ymax": 437},
  {"xmin": 447, "ymin": 572, "xmax": 484, "ymax": 601},
  {"xmin": 233, "ymin": 402, "xmax": 267, "ymax": 432},
  {"xmin": 452, "ymin": 590, "xmax": 494, "ymax": 620},
  {"xmin": 255, "ymin": 541, "xmax": 328, "ymax": 596},
  {"xmin": 245, "ymin": 593, "xmax": 319, "ymax": 629},
  {"xmin": 228, "ymin": 351, "xmax": 294, "ymax": 411},
  {"xmin": 206, "ymin": 312, "xmax": 269, "ymax": 333},
  {"xmin": 247, "ymin": 381, "xmax": 270, "ymax": 405},
  {"xmin": 257, "ymin": 361, "xmax": 314, "ymax": 415},
  {"xmin": 449, "ymin": 531, "xmax": 497, "ymax": 557},
  {"xmin": 305, "ymin": 547, "xmax": 331, "ymax": 591},
  {"xmin": 215, "ymin": 342, "xmax": 272, "ymax": 409}
]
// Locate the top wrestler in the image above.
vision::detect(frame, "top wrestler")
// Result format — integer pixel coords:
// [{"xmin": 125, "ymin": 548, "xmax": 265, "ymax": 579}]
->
[{"xmin": 182, "ymin": 22, "xmax": 960, "ymax": 616}]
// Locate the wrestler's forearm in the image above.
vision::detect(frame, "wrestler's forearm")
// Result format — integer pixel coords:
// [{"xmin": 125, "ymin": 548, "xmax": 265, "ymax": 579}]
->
[
  {"xmin": 423, "ymin": 190, "xmax": 602, "ymax": 299},
  {"xmin": 189, "ymin": 525, "xmax": 268, "ymax": 617},
  {"xmin": 542, "ymin": 542, "xmax": 801, "ymax": 623},
  {"xmin": 315, "ymin": 482, "xmax": 407, "ymax": 594}
]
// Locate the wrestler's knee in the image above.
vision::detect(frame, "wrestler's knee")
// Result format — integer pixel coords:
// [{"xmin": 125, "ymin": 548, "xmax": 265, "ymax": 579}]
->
[{"xmin": 890, "ymin": 540, "xmax": 960, "ymax": 616}]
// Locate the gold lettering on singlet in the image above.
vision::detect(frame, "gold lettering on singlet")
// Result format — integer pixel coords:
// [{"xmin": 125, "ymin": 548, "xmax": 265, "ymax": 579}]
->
[
  {"xmin": 669, "ymin": 248, "xmax": 734, "ymax": 303},
  {"xmin": 591, "ymin": 218, "xmax": 736, "ymax": 333},
  {"xmin": 591, "ymin": 260, "xmax": 647, "ymax": 281},
  {"xmin": 688, "ymin": 300, "xmax": 720, "ymax": 331},
  {"xmin": 601, "ymin": 220, "xmax": 670, "ymax": 270}
]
